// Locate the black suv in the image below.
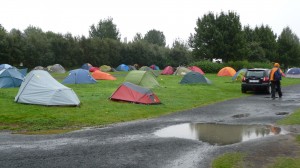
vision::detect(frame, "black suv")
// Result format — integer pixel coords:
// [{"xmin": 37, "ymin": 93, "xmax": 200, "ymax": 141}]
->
[{"xmin": 241, "ymin": 68, "xmax": 271, "ymax": 94}]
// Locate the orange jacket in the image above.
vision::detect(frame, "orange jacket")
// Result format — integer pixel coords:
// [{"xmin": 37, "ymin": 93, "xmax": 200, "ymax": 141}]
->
[{"xmin": 270, "ymin": 67, "xmax": 283, "ymax": 81}]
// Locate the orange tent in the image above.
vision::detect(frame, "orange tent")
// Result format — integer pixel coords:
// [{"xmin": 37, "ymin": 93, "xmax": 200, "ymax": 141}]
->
[
  {"xmin": 217, "ymin": 67, "xmax": 236, "ymax": 77},
  {"xmin": 92, "ymin": 70, "xmax": 116, "ymax": 80}
]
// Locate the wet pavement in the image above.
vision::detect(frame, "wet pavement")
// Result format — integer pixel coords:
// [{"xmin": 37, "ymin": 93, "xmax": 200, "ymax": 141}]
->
[{"xmin": 1, "ymin": 84, "xmax": 300, "ymax": 168}]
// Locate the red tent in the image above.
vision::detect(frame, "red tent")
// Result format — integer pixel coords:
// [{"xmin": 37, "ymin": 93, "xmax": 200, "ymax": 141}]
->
[
  {"xmin": 89, "ymin": 67, "xmax": 100, "ymax": 72},
  {"xmin": 110, "ymin": 82, "xmax": 161, "ymax": 104},
  {"xmin": 161, "ymin": 66, "xmax": 174, "ymax": 75},
  {"xmin": 188, "ymin": 66, "xmax": 205, "ymax": 75}
]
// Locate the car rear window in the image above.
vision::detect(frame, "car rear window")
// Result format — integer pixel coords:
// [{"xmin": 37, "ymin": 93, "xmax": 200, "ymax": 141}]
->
[{"xmin": 246, "ymin": 70, "xmax": 264, "ymax": 77}]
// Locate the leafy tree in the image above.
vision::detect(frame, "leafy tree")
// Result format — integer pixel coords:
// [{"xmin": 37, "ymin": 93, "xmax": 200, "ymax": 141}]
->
[
  {"xmin": 144, "ymin": 29, "xmax": 166, "ymax": 47},
  {"xmin": 253, "ymin": 25, "xmax": 278, "ymax": 61},
  {"xmin": 0, "ymin": 24, "xmax": 9, "ymax": 63},
  {"xmin": 189, "ymin": 11, "xmax": 246, "ymax": 62},
  {"xmin": 7, "ymin": 29, "xmax": 26, "ymax": 65},
  {"xmin": 168, "ymin": 39, "xmax": 191, "ymax": 66},
  {"xmin": 89, "ymin": 17, "xmax": 121, "ymax": 41},
  {"xmin": 189, "ymin": 12, "xmax": 217, "ymax": 61},
  {"xmin": 277, "ymin": 27, "xmax": 300, "ymax": 68}
]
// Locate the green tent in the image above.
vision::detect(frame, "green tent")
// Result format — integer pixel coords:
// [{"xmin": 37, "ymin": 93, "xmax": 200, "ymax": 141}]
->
[
  {"xmin": 139, "ymin": 66, "xmax": 159, "ymax": 77},
  {"xmin": 180, "ymin": 72, "xmax": 212, "ymax": 84},
  {"xmin": 124, "ymin": 70, "xmax": 160, "ymax": 88}
]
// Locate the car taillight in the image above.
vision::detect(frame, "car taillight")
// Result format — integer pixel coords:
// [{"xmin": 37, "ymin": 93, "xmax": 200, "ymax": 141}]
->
[
  {"xmin": 263, "ymin": 77, "xmax": 269, "ymax": 82},
  {"xmin": 242, "ymin": 77, "xmax": 246, "ymax": 82}
]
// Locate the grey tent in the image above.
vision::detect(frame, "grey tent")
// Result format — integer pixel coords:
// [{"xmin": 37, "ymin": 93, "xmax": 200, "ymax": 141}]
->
[
  {"xmin": 15, "ymin": 70, "xmax": 80, "ymax": 106},
  {"xmin": 48, "ymin": 64, "xmax": 66, "ymax": 73}
]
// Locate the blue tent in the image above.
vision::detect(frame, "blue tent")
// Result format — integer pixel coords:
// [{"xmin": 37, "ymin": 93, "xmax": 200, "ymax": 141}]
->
[
  {"xmin": 116, "ymin": 64, "xmax": 129, "ymax": 71},
  {"xmin": 62, "ymin": 69, "xmax": 97, "ymax": 84},
  {"xmin": 0, "ymin": 68, "xmax": 24, "ymax": 88},
  {"xmin": 81, "ymin": 63, "xmax": 93, "ymax": 70},
  {"xmin": 18, "ymin": 68, "xmax": 28, "ymax": 77},
  {"xmin": 286, "ymin": 67, "xmax": 300, "ymax": 78},
  {"xmin": 0, "ymin": 64, "xmax": 12, "ymax": 70}
]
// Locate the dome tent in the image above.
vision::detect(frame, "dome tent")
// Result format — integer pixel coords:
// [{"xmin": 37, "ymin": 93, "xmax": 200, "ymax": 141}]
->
[
  {"xmin": 49, "ymin": 64, "xmax": 66, "ymax": 73},
  {"xmin": 217, "ymin": 67, "xmax": 236, "ymax": 77},
  {"xmin": 0, "ymin": 68, "xmax": 24, "ymax": 88},
  {"xmin": 92, "ymin": 70, "xmax": 116, "ymax": 80},
  {"xmin": 124, "ymin": 70, "xmax": 159, "ymax": 88},
  {"xmin": 62, "ymin": 69, "xmax": 97, "ymax": 84},
  {"xmin": 173, "ymin": 66, "xmax": 191, "ymax": 76},
  {"xmin": 15, "ymin": 70, "xmax": 80, "ymax": 106},
  {"xmin": 161, "ymin": 66, "xmax": 174, "ymax": 75},
  {"xmin": 180, "ymin": 72, "xmax": 212, "ymax": 84}
]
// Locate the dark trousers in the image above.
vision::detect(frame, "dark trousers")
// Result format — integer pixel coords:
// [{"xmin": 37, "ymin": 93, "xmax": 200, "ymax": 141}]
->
[{"xmin": 271, "ymin": 81, "xmax": 282, "ymax": 98}]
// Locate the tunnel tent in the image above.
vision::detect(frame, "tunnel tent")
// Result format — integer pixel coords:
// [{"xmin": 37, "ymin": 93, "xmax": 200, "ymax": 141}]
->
[
  {"xmin": 110, "ymin": 82, "xmax": 161, "ymax": 104},
  {"xmin": 15, "ymin": 70, "xmax": 80, "ymax": 106},
  {"xmin": 180, "ymin": 71, "xmax": 212, "ymax": 84},
  {"xmin": 62, "ymin": 69, "xmax": 97, "ymax": 84},
  {"xmin": 124, "ymin": 70, "xmax": 159, "ymax": 88},
  {"xmin": 0, "ymin": 68, "xmax": 24, "ymax": 88},
  {"xmin": 92, "ymin": 70, "xmax": 116, "ymax": 80}
]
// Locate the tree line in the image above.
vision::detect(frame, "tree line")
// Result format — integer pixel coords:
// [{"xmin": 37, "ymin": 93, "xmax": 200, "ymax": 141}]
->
[{"xmin": 1, "ymin": 12, "xmax": 300, "ymax": 70}]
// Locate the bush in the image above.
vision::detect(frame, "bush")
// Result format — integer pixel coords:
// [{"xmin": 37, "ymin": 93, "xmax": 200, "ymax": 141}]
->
[{"xmin": 190, "ymin": 60, "xmax": 224, "ymax": 73}]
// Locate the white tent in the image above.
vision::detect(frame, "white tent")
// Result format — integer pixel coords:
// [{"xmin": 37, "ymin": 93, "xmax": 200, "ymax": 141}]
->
[{"xmin": 15, "ymin": 70, "xmax": 80, "ymax": 106}]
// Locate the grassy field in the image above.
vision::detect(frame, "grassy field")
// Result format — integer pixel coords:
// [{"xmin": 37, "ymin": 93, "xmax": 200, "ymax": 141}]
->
[{"xmin": 1, "ymin": 71, "xmax": 300, "ymax": 133}]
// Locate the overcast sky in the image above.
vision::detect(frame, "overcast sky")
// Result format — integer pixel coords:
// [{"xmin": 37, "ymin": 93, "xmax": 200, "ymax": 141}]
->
[{"xmin": 1, "ymin": 0, "xmax": 299, "ymax": 46}]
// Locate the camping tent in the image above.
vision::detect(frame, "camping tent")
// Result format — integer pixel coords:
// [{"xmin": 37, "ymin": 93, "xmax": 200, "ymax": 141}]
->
[
  {"xmin": 49, "ymin": 64, "xmax": 66, "ymax": 73},
  {"xmin": 92, "ymin": 70, "xmax": 116, "ymax": 80},
  {"xmin": 0, "ymin": 64, "xmax": 12, "ymax": 70},
  {"xmin": 161, "ymin": 66, "xmax": 174, "ymax": 75},
  {"xmin": 100, "ymin": 65, "xmax": 112, "ymax": 72},
  {"xmin": 89, "ymin": 67, "xmax": 100, "ymax": 72},
  {"xmin": 139, "ymin": 66, "xmax": 159, "ymax": 77},
  {"xmin": 116, "ymin": 64, "xmax": 129, "ymax": 71},
  {"xmin": 15, "ymin": 70, "xmax": 80, "ymax": 106},
  {"xmin": 110, "ymin": 82, "xmax": 161, "ymax": 104},
  {"xmin": 286, "ymin": 68, "xmax": 300, "ymax": 78},
  {"xmin": 34, "ymin": 66, "xmax": 45, "ymax": 70},
  {"xmin": 180, "ymin": 72, "xmax": 212, "ymax": 84},
  {"xmin": 0, "ymin": 68, "xmax": 24, "ymax": 88},
  {"xmin": 124, "ymin": 70, "xmax": 159, "ymax": 88},
  {"xmin": 188, "ymin": 66, "xmax": 205, "ymax": 75},
  {"xmin": 217, "ymin": 67, "xmax": 236, "ymax": 77},
  {"xmin": 150, "ymin": 64, "xmax": 160, "ymax": 70},
  {"xmin": 81, "ymin": 63, "xmax": 93, "ymax": 70},
  {"xmin": 173, "ymin": 67, "xmax": 191, "ymax": 76},
  {"xmin": 62, "ymin": 69, "xmax": 97, "ymax": 84},
  {"xmin": 232, "ymin": 68, "xmax": 247, "ymax": 81}
]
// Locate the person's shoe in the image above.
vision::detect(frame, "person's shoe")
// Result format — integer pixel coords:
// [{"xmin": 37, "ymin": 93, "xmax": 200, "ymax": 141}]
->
[{"xmin": 272, "ymin": 97, "xmax": 276, "ymax": 100}]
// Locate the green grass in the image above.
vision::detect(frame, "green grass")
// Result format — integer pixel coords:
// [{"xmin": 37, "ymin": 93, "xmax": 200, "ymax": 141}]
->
[
  {"xmin": 1, "ymin": 72, "xmax": 300, "ymax": 133},
  {"xmin": 211, "ymin": 152, "xmax": 245, "ymax": 168},
  {"xmin": 277, "ymin": 108, "xmax": 300, "ymax": 125}
]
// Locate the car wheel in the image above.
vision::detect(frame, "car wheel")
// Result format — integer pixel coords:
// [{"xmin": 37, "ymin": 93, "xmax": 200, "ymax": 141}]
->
[{"xmin": 266, "ymin": 85, "xmax": 271, "ymax": 94}]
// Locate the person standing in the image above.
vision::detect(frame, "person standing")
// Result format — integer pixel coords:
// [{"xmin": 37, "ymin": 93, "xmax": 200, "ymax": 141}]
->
[{"xmin": 269, "ymin": 63, "xmax": 283, "ymax": 99}]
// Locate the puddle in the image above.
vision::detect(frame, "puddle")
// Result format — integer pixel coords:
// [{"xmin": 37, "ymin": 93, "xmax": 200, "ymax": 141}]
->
[
  {"xmin": 154, "ymin": 123, "xmax": 286, "ymax": 146},
  {"xmin": 276, "ymin": 112, "xmax": 289, "ymax": 115},
  {"xmin": 232, "ymin": 113, "xmax": 250, "ymax": 118}
]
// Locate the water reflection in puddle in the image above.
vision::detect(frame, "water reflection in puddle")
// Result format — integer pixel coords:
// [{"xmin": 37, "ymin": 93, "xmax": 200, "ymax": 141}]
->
[{"xmin": 154, "ymin": 123, "xmax": 286, "ymax": 146}]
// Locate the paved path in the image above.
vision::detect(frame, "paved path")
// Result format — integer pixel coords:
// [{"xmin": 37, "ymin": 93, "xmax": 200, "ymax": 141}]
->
[{"xmin": 1, "ymin": 85, "xmax": 300, "ymax": 168}]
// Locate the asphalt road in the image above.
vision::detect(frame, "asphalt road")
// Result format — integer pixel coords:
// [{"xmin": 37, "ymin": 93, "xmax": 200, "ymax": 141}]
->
[{"xmin": 1, "ymin": 84, "xmax": 300, "ymax": 168}]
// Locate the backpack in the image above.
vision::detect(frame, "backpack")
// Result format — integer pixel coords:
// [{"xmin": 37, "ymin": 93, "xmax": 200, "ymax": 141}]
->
[{"xmin": 274, "ymin": 68, "xmax": 282, "ymax": 81}]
